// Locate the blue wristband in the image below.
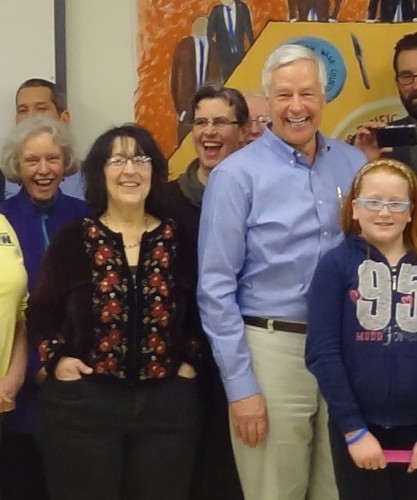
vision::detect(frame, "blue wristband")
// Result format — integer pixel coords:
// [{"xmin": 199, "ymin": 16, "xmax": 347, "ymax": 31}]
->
[{"xmin": 346, "ymin": 428, "xmax": 368, "ymax": 446}]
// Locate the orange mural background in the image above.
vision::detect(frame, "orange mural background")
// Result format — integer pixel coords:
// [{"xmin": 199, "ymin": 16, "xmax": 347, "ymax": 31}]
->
[{"xmin": 135, "ymin": 0, "xmax": 369, "ymax": 159}]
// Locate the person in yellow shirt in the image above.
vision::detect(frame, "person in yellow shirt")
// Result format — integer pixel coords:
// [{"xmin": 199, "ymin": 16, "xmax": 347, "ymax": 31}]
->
[{"xmin": 0, "ymin": 214, "xmax": 28, "ymax": 416}]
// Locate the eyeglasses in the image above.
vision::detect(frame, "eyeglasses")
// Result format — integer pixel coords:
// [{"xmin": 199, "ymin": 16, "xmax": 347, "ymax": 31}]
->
[
  {"xmin": 106, "ymin": 156, "xmax": 152, "ymax": 168},
  {"xmin": 356, "ymin": 198, "xmax": 411, "ymax": 213},
  {"xmin": 396, "ymin": 72, "xmax": 417, "ymax": 85},
  {"xmin": 249, "ymin": 115, "xmax": 271, "ymax": 127},
  {"xmin": 192, "ymin": 117, "xmax": 239, "ymax": 130}
]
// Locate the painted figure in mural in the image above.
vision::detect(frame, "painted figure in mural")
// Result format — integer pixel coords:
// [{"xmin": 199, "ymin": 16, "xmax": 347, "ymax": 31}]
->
[
  {"xmin": 171, "ymin": 16, "xmax": 221, "ymax": 146},
  {"xmin": 288, "ymin": 0, "xmax": 343, "ymax": 22},
  {"xmin": 294, "ymin": 0, "xmax": 330, "ymax": 22},
  {"xmin": 243, "ymin": 93, "xmax": 270, "ymax": 143},
  {"xmin": 355, "ymin": 32, "xmax": 417, "ymax": 173},
  {"xmin": 162, "ymin": 84, "xmax": 248, "ymax": 500},
  {"xmin": 207, "ymin": 0, "xmax": 254, "ymax": 82},
  {"xmin": 329, "ymin": 0, "xmax": 344, "ymax": 20},
  {"xmin": 367, "ymin": 0, "xmax": 416, "ymax": 21},
  {"xmin": 197, "ymin": 44, "xmax": 367, "ymax": 500}
]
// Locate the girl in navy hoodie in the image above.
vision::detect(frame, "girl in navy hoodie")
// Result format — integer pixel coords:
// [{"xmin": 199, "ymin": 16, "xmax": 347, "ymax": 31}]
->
[{"xmin": 306, "ymin": 159, "xmax": 417, "ymax": 500}]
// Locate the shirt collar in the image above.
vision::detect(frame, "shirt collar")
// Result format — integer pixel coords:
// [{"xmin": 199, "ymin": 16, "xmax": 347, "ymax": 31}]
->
[{"xmin": 261, "ymin": 126, "xmax": 330, "ymax": 166}]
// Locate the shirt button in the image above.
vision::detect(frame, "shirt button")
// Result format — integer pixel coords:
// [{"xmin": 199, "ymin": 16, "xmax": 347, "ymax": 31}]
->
[
  {"xmin": 323, "ymin": 231, "xmax": 329, "ymax": 236},
  {"xmin": 317, "ymin": 200, "xmax": 323, "ymax": 205}
]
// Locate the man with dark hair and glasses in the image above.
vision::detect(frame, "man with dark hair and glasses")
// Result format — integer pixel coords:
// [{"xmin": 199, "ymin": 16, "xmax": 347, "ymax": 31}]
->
[{"xmin": 355, "ymin": 32, "xmax": 417, "ymax": 173}]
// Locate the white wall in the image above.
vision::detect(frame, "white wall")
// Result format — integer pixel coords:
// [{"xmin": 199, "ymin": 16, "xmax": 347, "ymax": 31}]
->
[
  {"xmin": 66, "ymin": 0, "xmax": 138, "ymax": 158},
  {"xmin": 0, "ymin": 0, "xmax": 56, "ymax": 146}
]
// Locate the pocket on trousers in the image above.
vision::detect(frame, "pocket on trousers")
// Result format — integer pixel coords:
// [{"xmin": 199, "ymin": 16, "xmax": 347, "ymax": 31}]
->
[{"xmin": 41, "ymin": 375, "xmax": 87, "ymax": 401}]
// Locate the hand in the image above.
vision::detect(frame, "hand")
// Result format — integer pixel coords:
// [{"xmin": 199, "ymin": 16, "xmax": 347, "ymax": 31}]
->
[
  {"xmin": 408, "ymin": 442, "xmax": 417, "ymax": 472},
  {"xmin": 177, "ymin": 362, "xmax": 197, "ymax": 379},
  {"xmin": 230, "ymin": 393, "xmax": 268, "ymax": 448},
  {"xmin": 347, "ymin": 431, "xmax": 386, "ymax": 470},
  {"xmin": 54, "ymin": 357, "xmax": 93, "ymax": 381},
  {"xmin": 354, "ymin": 122, "xmax": 392, "ymax": 162}
]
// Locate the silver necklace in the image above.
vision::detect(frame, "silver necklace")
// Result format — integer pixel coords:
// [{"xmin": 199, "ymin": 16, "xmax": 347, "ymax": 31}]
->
[{"xmin": 102, "ymin": 213, "xmax": 149, "ymax": 249}]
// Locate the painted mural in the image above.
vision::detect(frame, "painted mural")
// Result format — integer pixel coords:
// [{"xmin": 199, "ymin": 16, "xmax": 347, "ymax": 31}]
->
[{"xmin": 135, "ymin": 0, "xmax": 417, "ymax": 177}]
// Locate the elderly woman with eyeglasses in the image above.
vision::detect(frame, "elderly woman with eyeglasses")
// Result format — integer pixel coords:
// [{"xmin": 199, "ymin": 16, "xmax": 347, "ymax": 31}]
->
[
  {"xmin": 0, "ymin": 115, "xmax": 91, "ymax": 500},
  {"xmin": 27, "ymin": 124, "xmax": 201, "ymax": 500}
]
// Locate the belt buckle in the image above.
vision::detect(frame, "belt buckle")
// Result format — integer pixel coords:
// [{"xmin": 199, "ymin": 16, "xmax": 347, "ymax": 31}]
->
[{"xmin": 266, "ymin": 318, "xmax": 274, "ymax": 333}]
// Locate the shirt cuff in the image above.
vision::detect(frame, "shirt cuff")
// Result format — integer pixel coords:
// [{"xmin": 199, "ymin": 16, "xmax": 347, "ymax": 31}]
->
[{"xmin": 223, "ymin": 369, "xmax": 261, "ymax": 402}]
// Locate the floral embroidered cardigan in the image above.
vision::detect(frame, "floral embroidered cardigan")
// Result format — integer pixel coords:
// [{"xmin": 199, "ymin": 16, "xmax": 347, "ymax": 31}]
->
[{"xmin": 27, "ymin": 217, "xmax": 200, "ymax": 382}]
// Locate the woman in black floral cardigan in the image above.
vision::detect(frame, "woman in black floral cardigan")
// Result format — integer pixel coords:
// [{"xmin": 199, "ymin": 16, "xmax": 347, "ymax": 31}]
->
[{"xmin": 27, "ymin": 124, "xmax": 201, "ymax": 500}]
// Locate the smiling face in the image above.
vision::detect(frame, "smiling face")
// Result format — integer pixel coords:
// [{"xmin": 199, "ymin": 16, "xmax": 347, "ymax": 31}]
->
[
  {"xmin": 267, "ymin": 59, "xmax": 325, "ymax": 161},
  {"xmin": 192, "ymin": 97, "xmax": 246, "ymax": 178},
  {"xmin": 352, "ymin": 171, "xmax": 412, "ymax": 253},
  {"xmin": 19, "ymin": 132, "xmax": 64, "ymax": 202},
  {"xmin": 16, "ymin": 86, "xmax": 70, "ymax": 124},
  {"xmin": 104, "ymin": 136, "xmax": 152, "ymax": 210}
]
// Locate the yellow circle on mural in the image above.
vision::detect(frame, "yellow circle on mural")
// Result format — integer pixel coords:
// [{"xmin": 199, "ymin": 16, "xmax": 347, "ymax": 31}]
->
[{"xmin": 331, "ymin": 97, "xmax": 406, "ymax": 143}]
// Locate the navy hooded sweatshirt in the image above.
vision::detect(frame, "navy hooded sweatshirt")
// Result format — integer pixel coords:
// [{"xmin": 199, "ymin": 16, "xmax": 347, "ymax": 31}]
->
[{"xmin": 306, "ymin": 236, "xmax": 417, "ymax": 435}]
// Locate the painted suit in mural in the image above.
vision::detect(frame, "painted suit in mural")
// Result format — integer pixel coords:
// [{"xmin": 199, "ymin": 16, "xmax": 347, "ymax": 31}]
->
[
  {"xmin": 171, "ymin": 17, "xmax": 221, "ymax": 145},
  {"xmin": 367, "ymin": 0, "xmax": 416, "ymax": 21},
  {"xmin": 207, "ymin": 0, "xmax": 254, "ymax": 81}
]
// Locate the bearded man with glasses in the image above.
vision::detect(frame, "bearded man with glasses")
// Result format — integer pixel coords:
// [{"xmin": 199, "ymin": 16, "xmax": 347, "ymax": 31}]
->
[{"xmin": 355, "ymin": 32, "xmax": 417, "ymax": 174}]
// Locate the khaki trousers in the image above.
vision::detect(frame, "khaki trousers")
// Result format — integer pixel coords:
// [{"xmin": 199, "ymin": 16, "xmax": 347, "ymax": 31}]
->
[{"xmin": 231, "ymin": 325, "xmax": 338, "ymax": 500}]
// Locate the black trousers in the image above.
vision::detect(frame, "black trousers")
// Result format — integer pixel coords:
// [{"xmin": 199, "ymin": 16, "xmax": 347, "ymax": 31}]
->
[
  {"xmin": 35, "ymin": 376, "xmax": 201, "ymax": 500},
  {"xmin": 328, "ymin": 418, "xmax": 417, "ymax": 500}
]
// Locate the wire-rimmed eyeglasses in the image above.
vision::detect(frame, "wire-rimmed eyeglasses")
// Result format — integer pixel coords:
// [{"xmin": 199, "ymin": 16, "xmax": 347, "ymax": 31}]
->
[
  {"xmin": 106, "ymin": 156, "xmax": 152, "ymax": 168},
  {"xmin": 192, "ymin": 117, "xmax": 239, "ymax": 130},
  {"xmin": 249, "ymin": 115, "xmax": 271, "ymax": 127}
]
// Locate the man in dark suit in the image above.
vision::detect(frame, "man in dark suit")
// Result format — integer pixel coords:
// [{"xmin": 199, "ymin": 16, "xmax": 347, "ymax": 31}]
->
[
  {"xmin": 171, "ymin": 16, "xmax": 221, "ymax": 145},
  {"xmin": 207, "ymin": 0, "xmax": 254, "ymax": 81}
]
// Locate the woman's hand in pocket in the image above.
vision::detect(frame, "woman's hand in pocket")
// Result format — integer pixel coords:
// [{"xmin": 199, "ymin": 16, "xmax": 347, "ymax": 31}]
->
[
  {"xmin": 177, "ymin": 362, "xmax": 197, "ymax": 379},
  {"xmin": 54, "ymin": 357, "xmax": 93, "ymax": 381}
]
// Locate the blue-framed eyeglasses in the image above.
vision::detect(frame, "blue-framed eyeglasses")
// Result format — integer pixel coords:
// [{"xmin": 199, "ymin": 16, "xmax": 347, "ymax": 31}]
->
[{"xmin": 356, "ymin": 198, "xmax": 411, "ymax": 213}]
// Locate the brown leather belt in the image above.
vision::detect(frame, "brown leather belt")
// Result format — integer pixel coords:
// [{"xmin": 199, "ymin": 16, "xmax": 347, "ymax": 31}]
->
[{"xmin": 243, "ymin": 315, "xmax": 307, "ymax": 334}]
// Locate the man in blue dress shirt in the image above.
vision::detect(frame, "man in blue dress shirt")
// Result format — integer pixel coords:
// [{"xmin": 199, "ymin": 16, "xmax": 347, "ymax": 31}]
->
[
  {"xmin": 3, "ymin": 78, "xmax": 84, "ymax": 200},
  {"xmin": 197, "ymin": 44, "xmax": 367, "ymax": 500}
]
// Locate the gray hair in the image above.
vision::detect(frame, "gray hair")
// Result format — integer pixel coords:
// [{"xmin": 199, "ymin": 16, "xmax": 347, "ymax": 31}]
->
[
  {"xmin": 261, "ymin": 44, "xmax": 327, "ymax": 97},
  {"xmin": 0, "ymin": 116, "xmax": 77, "ymax": 183}
]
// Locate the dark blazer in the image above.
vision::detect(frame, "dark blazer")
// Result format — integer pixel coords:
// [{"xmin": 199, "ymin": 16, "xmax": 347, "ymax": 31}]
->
[
  {"xmin": 171, "ymin": 36, "xmax": 220, "ymax": 123},
  {"xmin": 207, "ymin": 0, "xmax": 254, "ymax": 80},
  {"xmin": 161, "ymin": 172, "xmax": 243, "ymax": 500}
]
